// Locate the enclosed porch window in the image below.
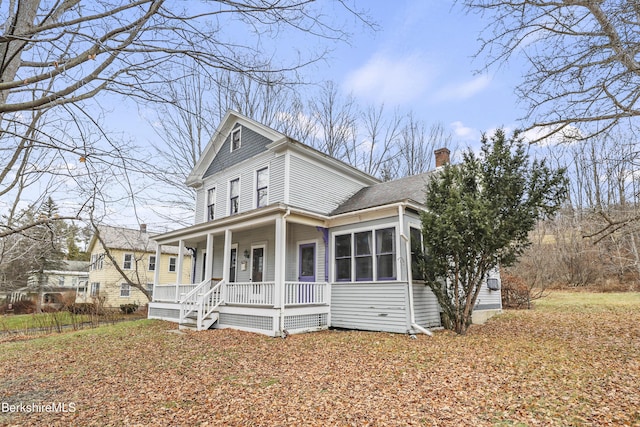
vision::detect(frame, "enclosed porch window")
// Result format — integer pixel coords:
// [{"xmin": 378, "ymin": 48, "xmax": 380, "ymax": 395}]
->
[{"xmin": 334, "ymin": 227, "xmax": 396, "ymax": 282}]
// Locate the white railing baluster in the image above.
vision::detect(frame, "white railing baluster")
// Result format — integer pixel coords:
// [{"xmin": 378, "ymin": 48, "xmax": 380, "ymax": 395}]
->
[{"xmin": 283, "ymin": 282, "xmax": 328, "ymax": 306}]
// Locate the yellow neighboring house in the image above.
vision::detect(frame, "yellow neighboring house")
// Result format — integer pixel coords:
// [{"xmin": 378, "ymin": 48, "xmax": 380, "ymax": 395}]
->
[{"xmin": 81, "ymin": 224, "xmax": 192, "ymax": 308}]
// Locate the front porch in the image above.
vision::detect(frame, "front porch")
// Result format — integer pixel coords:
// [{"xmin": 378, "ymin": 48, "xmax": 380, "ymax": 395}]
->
[
  {"xmin": 147, "ymin": 205, "xmax": 332, "ymax": 336},
  {"xmin": 149, "ymin": 280, "xmax": 330, "ymax": 335}
]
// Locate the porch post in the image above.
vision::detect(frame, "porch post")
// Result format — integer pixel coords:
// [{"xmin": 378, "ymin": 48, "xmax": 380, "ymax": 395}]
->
[
  {"xmin": 154, "ymin": 244, "xmax": 161, "ymax": 301},
  {"xmin": 205, "ymin": 233, "xmax": 214, "ymax": 281},
  {"xmin": 222, "ymin": 228, "xmax": 232, "ymax": 302},
  {"xmin": 176, "ymin": 239, "xmax": 185, "ymax": 285},
  {"xmin": 275, "ymin": 213, "xmax": 287, "ymax": 331}
]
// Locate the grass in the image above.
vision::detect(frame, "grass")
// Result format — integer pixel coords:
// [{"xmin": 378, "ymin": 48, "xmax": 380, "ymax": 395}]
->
[
  {"xmin": 534, "ymin": 290, "xmax": 640, "ymax": 311},
  {"xmin": 0, "ymin": 311, "xmax": 89, "ymax": 331},
  {"xmin": 0, "ymin": 291, "xmax": 639, "ymax": 426}
]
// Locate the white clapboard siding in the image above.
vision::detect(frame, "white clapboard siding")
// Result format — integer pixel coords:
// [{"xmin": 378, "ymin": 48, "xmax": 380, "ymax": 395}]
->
[
  {"xmin": 412, "ymin": 284, "xmax": 442, "ymax": 328},
  {"xmin": 288, "ymin": 154, "xmax": 366, "ymax": 214},
  {"xmin": 331, "ymin": 283, "xmax": 410, "ymax": 333},
  {"xmin": 269, "ymin": 154, "xmax": 285, "ymax": 204},
  {"xmin": 475, "ymin": 276, "xmax": 503, "ymax": 311}
]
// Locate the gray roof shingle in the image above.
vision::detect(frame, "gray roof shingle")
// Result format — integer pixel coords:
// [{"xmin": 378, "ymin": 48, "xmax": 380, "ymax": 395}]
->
[{"xmin": 331, "ymin": 171, "xmax": 434, "ymax": 215}]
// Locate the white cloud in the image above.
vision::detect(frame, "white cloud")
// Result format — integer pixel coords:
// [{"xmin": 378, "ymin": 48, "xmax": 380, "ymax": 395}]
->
[
  {"xmin": 450, "ymin": 121, "xmax": 478, "ymax": 141},
  {"xmin": 521, "ymin": 125, "xmax": 583, "ymax": 146},
  {"xmin": 434, "ymin": 74, "xmax": 492, "ymax": 102},
  {"xmin": 343, "ymin": 52, "xmax": 434, "ymax": 105}
]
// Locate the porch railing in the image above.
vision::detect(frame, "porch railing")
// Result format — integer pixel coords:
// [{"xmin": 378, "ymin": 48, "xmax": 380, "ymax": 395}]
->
[
  {"xmin": 153, "ymin": 283, "xmax": 198, "ymax": 302},
  {"xmin": 284, "ymin": 282, "xmax": 328, "ymax": 306},
  {"xmin": 154, "ymin": 281, "xmax": 329, "ymax": 307},
  {"xmin": 225, "ymin": 282, "xmax": 275, "ymax": 305}
]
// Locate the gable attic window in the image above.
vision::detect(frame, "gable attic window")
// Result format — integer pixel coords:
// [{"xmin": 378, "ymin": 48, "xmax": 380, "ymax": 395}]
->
[
  {"xmin": 231, "ymin": 127, "xmax": 241, "ymax": 151},
  {"xmin": 207, "ymin": 187, "xmax": 216, "ymax": 221}
]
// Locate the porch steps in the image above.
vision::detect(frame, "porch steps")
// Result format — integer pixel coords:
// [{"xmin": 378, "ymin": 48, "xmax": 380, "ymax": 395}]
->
[{"xmin": 179, "ymin": 312, "xmax": 219, "ymax": 331}]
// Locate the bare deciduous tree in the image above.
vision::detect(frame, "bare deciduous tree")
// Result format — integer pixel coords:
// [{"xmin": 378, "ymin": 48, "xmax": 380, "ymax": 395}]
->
[
  {"xmin": 0, "ymin": 1, "xmax": 372, "ymax": 293},
  {"xmin": 463, "ymin": 0, "xmax": 640, "ymax": 141}
]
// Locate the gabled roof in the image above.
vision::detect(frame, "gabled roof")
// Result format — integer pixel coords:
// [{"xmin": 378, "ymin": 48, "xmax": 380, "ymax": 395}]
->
[
  {"xmin": 186, "ymin": 110, "xmax": 286, "ymax": 187},
  {"xmin": 331, "ymin": 171, "xmax": 434, "ymax": 215},
  {"xmin": 89, "ymin": 225, "xmax": 182, "ymax": 255},
  {"xmin": 58, "ymin": 260, "xmax": 90, "ymax": 272}
]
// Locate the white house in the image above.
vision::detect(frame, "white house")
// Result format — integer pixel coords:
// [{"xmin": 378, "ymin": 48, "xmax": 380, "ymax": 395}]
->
[{"xmin": 148, "ymin": 110, "xmax": 501, "ymax": 336}]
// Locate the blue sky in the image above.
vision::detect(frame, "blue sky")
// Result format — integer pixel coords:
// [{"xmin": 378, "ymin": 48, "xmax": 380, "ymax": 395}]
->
[
  {"xmin": 4, "ymin": 1, "xmax": 532, "ymax": 230},
  {"xmin": 308, "ymin": 0, "xmax": 526, "ymax": 143},
  {"xmin": 121, "ymin": 1, "xmax": 526, "ymax": 149}
]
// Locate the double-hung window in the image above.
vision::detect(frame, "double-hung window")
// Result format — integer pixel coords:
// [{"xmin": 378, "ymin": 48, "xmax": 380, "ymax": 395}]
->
[
  {"xmin": 90, "ymin": 253, "xmax": 104, "ymax": 270},
  {"xmin": 410, "ymin": 227, "xmax": 424, "ymax": 280},
  {"xmin": 207, "ymin": 187, "xmax": 216, "ymax": 221},
  {"xmin": 123, "ymin": 253, "xmax": 133, "ymax": 270},
  {"xmin": 90, "ymin": 282, "xmax": 100, "ymax": 297},
  {"xmin": 335, "ymin": 234, "xmax": 352, "ymax": 281},
  {"xmin": 120, "ymin": 283, "xmax": 130, "ymax": 298},
  {"xmin": 376, "ymin": 228, "xmax": 396, "ymax": 280},
  {"xmin": 355, "ymin": 231, "xmax": 373, "ymax": 281},
  {"xmin": 169, "ymin": 257, "xmax": 177, "ymax": 272},
  {"xmin": 148, "ymin": 255, "xmax": 156, "ymax": 271},
  {"xmin": 256, "ymin": 167, "xmax": 268, "ymax": 208},
  {"xmin": 229, "ymin": 178, "xmax": 240, "ymax": 215}
]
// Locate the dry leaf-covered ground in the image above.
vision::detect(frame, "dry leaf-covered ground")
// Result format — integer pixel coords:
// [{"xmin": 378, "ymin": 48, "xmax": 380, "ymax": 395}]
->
[{"xmin": 1, "ymin": 292, "xmax": 639, "ymax": 426}]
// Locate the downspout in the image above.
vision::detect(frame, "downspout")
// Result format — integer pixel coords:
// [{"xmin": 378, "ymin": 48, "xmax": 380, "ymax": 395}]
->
[
  {"xmin": 399, "ymin": 205, "xmax": 433, "ymax": 337},
  {"xmin": 279, "ymin": 208, "xmax": 291, "ymax": 336}
]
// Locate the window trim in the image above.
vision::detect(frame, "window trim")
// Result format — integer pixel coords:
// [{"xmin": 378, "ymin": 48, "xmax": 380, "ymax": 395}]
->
[
  {"xmin": 168, "ymin": 257, "xmax": 177, "ymax": 273},
  {"xmin": 255, "ymin": 167, "xmax": 269, "ymax": 208},
  {"xmin": 230, "ymin": 127, "xmax": 242, "ymax": 152},
  {"xmin": 120, "ymin": 283, "xmax": 131, "ymax": 298},
  {"xmin": 123, "ymin": 253, "xmax": 133, "ymax": 270}
]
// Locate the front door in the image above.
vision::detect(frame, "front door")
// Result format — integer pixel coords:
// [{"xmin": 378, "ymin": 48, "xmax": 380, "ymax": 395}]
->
[
  {"xmin": 229, "ymin": 246, "xmax": 237, "ymax": 283},
  {"xmin": 251, "ymin": 245, "xmax": 265, "ymax": 282},
  {"xmin": 299, "ymin": 243, "xmax": 316, "ymax": 282}
]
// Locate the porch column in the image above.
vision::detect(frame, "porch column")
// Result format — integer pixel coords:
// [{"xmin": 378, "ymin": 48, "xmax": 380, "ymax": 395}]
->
[
  {"xmin": 222, "ymin": 229, "xmax": 232, "ymax": 303},
  {"xmin": 154, "ymin": 244, "xmax": 161, "ymax": 301},
  {"xmin": 176, "ymin": 239, "xmax": 185, "ymax": 285},
  {"xmin": 274, "ymin": 213, "xmax": 287, "ymax": 313},
  {"xmin": 205, "ymin": 233, "xmax": 214, "ymax": 281}
]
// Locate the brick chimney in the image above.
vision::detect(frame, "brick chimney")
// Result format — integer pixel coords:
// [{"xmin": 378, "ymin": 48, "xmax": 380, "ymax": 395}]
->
[
  {"xmin": 140, "ymin": 224, "xmax": 147, "ymax": 233},
  {"xmin": 434, "ymin": 148, "xmax": 450, "ymax": 168}
]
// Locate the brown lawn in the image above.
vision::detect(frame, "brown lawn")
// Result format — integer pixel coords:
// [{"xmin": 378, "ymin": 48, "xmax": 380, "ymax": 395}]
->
[{"xmin": 1, "ymin": 291, "xmax": 639, "ymax": 426}]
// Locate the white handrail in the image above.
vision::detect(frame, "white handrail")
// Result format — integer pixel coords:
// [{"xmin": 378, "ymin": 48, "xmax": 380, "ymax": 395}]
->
[
  {"xmin": 179, "ymin": 278, "xmax": 211, "ymax": 325},
  {"xmin": 197, "ymin": 280, "xmax": 225, "ymax": 330}
]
